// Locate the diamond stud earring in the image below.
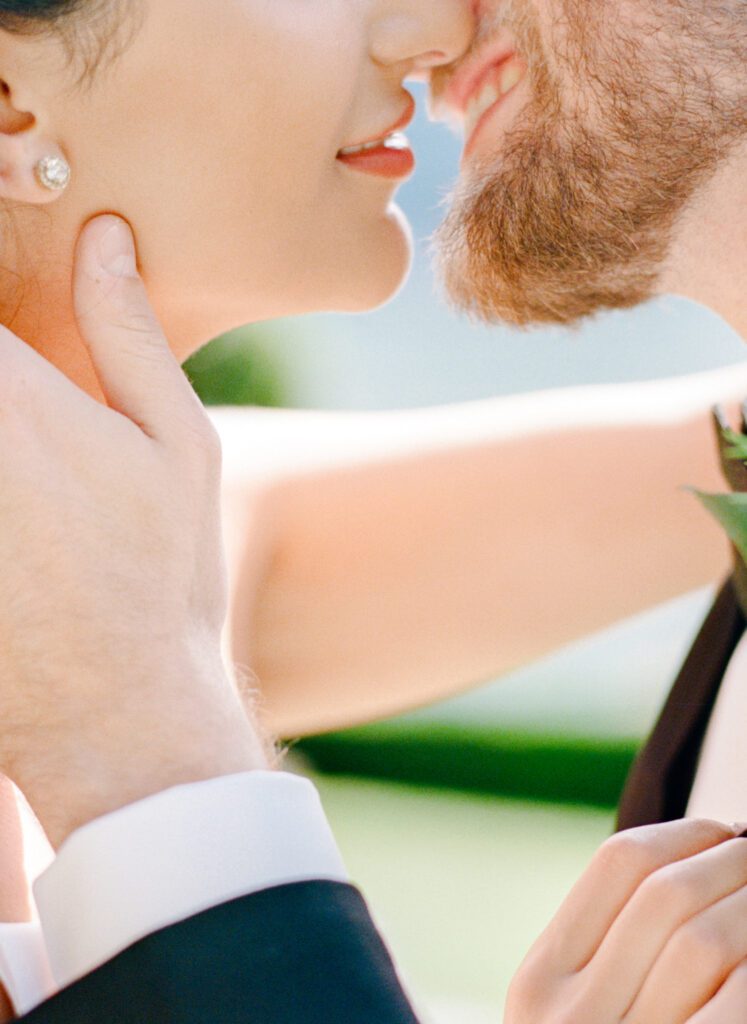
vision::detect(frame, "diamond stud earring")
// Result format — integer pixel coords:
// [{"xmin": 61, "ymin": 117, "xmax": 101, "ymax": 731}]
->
[{"xmin": 35, "ymin": 155, "xmax": 71, "ymax": 192}]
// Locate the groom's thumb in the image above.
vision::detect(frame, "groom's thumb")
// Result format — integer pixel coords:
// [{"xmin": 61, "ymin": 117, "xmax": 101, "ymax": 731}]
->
[{"xmin": 74, "ymin": 215, "xmax": 200, "ymax": 443}]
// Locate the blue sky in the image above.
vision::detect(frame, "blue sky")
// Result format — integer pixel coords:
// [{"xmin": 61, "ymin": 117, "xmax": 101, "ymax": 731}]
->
[{"xmin": 275, "ymin": 83, "xmax": 746, "ymax": 411}]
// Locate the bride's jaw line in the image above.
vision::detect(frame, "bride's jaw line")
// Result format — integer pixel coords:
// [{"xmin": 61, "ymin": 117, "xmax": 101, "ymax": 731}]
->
[{"xmin": 0, "ymin": 0, "xmax": 475, "ymax": 402}]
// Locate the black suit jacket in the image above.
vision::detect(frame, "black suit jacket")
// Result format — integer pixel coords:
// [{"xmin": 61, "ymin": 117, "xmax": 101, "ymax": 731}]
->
[
  {"xmin": 20, "ymin": 881, "xmax": 420, "ymax": 1023},
  {"xmin": 617, "ymin": 576, "xmax": 745, "ymax": 830},
  {"xmin": 24, "ymin": 505, "xmax": 742, "ymax": 1021},
  {"xmin": 21, "ymin": 571, "xmax": 742, "ymax": 1024},
  {"xmin": 618, "ymin": 409, "xmax": 747, "ymax": 829},
  {"xmin": 21, "ymin": 574, "xmax": 740, "ymax": 1024}
]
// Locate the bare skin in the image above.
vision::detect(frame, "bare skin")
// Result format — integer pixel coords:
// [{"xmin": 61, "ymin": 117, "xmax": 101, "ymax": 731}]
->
[
  {"xmin": 0, "ymin": 217, "xmax": 269, "ymax": 848},
  {"xmin": 0, "ymin": 0, "xmax": 746, "ymax": 1018},
  {"xmin": 0, "ymin": 7, "xmax": 473, "ymax": 1013},
  {"xmin": 661, "ymin": 151, "xmax": 747, "ymax": 343},
  {"xmin": 213, "ymin": 0, "xmax": 747, "ymax": 737},
  {"xmin": 0, "ymin": 780, "xmax": 30, "ymax": 1023},
  {"xmin": 214, "ymin": 366, "xmax": 743, "ymax": 737},
  {"xmin": 505, "ymin": 820, "xmax": 747, "ymax": 1024},
  {"xmin": 0, "ymin": 218, "xmax": 268, "ymax": 1016}
]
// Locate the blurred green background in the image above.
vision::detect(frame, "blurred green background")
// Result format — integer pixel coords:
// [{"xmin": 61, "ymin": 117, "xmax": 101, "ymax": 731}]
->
[
  {"xmin": 314, "ymin": 773, "xmax": 613, "ymax": 1023},
  {"xmin": 182, "ymin": 83, "xmax": 745, "ymax": 1021},
  {"xmin": 184, "ymin": 322, "xmax": 288, "ymax": 409}
]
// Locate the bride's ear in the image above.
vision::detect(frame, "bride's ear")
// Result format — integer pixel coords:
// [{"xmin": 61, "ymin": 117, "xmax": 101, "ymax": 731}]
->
[{"xmin": 0, "ymin": 76, "xmax": 70, "ymax": 205}]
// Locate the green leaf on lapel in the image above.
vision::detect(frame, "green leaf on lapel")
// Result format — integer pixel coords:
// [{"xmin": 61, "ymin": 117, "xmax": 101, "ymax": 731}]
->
[
  {"xmin": 720, "ymin": 427, "xmax": 747, "ymax": 463},
  {"xmin": 692, "ymin": 490, "xmax": 747, "ymax": 564}
]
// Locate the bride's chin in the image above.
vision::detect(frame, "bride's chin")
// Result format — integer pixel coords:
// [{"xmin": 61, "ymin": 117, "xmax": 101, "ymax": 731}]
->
[{"xmin": 333, "ymin": 205, "xmax": 414, "ymax": 314}]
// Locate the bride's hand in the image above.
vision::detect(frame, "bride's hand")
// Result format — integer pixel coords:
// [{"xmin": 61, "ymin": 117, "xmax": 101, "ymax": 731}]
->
[
  {"xmin": 505, "ymin": 819, "xmax": 747, "ymax": 1024},
  {"xmin": 0, "ymin": 778, "xmax": 31, "ymax": 1023},
  {"xmin": 0, "ymin": 215, "xmax": 266, "ymax": 848}
]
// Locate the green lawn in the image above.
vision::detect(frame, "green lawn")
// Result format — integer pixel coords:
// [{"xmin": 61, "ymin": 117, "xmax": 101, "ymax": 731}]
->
[
  {"xmin": 313, "ymin": 773, "xmax": 614, "ymax": 1023},
  {"xmin": 302, "ymin": 726, "xmax": 637, "ymax": 808}
]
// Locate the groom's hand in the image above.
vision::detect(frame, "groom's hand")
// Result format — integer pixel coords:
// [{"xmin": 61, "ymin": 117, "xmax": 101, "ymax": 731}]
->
[{"xmin": 0, "ymin": 216, "xmax": 267, "ymax": 848}]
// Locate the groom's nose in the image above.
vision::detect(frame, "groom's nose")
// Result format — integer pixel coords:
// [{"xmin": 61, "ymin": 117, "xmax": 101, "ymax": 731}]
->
[{"xmin": 370, "ymin": 0, "xmax": 475, "ymax": 72}]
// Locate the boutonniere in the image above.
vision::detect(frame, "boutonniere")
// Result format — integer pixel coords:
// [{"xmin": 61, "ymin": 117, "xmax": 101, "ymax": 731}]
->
[{"xmin": 693, "ymin": 425, "xmax": 747, "ymax": 564}]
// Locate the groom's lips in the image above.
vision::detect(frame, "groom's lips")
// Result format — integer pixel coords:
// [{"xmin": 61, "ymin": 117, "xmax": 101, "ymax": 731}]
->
[
  {"xmin": 435, "ymin": 32, "xmax": 528, "ymax": 161},
  {"xmin": 441, "ymin": 36, "xmax": 518, "ymax": 117},
  {"xmin": 461, "ymin": 55, "xmax": 527, "ymax": 160}
]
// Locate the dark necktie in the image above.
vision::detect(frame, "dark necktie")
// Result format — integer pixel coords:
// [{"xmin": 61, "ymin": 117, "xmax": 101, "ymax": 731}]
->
[{"xmin": 616, "ymin": 408, "xmax": 747, "ymax": 831}]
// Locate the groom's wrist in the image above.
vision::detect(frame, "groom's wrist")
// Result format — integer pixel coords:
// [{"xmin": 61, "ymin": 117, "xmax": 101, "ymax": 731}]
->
[
  {"xmin": 11, "ymin": 669, "xmax": 271, "ymax": 848},
  {"xmin": 25, "ymin": 726, "xmax": 268, "ymax": 850}
]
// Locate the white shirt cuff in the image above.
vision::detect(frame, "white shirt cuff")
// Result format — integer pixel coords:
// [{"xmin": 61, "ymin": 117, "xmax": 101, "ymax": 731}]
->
[
  {"xmin": 0, "ymin": 923, "xmax": 55, "ymax": 1016},
  {"xmin": 33, "ymin": 771, "xmax": 348, "ymax": 994}
]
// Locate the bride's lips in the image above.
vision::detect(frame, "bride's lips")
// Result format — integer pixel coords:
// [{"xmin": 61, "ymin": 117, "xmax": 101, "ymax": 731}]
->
[{"xmin": 336, "ymin": 93, "xmax": 416, "ymax": 180}]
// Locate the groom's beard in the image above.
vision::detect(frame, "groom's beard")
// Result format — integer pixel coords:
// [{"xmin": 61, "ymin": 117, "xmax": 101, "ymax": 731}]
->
[{"xmin": 433, "ymin": 0, "xmax": 747, "ymax": 328}]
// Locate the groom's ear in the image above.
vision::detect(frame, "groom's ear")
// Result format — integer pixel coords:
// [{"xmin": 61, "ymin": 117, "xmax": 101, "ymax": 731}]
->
[{"xmin": 0, "ymin": 72, "xmax": 69, "ymax": 205}]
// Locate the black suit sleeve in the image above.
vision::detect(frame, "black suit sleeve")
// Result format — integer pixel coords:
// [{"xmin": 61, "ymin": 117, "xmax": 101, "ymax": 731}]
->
[{"xmin": 19, "ymin": 881, "xmax": 421, "ymax": 1024}]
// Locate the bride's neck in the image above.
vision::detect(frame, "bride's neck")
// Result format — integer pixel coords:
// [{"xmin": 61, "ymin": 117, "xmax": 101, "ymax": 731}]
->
[
  {"xmin": 5, "ymin": 269, "xmax": 106, "ymax": 402},
  {"xmin": 1, "ymin": 208, "xmax": 107, "ymax": 402}
]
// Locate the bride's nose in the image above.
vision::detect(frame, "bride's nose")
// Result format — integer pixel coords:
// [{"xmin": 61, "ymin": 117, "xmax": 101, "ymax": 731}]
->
[{"xmin": 370, "ymin": 0, "xmax": 475, "ymax": 71}]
